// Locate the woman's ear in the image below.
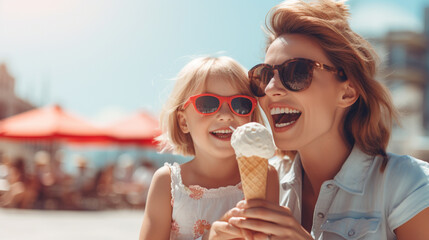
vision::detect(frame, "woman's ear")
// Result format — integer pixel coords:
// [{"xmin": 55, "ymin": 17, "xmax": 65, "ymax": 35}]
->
[
  {"xmin": 177, "ymin": 111, "xmax": 189, "ymax": 133},
  {"xmin": 339, "ymin": 81, "xmax": 358, "ymax": 108}
]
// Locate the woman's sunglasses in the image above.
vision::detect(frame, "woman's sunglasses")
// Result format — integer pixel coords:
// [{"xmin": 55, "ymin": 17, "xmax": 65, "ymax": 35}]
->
[
  {"xmin": 248, "ymin": 58, "xmax": 348, "ymax": 97},
  {"xmin": 183, "ymin": 93, "xmax": 257, "ymax": 116}
]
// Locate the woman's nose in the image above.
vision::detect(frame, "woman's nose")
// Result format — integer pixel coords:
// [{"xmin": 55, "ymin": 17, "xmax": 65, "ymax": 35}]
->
[{"xmin": 264, "ymin": 71, "xmax": 288, "ymax": 97}]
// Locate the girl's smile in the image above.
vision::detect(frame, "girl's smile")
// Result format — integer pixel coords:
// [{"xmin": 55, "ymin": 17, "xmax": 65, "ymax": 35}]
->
[{"xmin": 209, "ymin": 128, "xmax": 234, "ymax": 140}]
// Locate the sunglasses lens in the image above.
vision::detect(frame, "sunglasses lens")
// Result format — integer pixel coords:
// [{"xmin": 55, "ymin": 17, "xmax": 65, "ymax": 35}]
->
[
  {"xmin": 231, "ymin": 97, "xmax": 254, "ymax": 115},
  {"xmin": 195, "ymin": 95, "xmax": 220, "ymax": 114},
  {"xmin": 249, "ymin": 65, "xmax": 273, "ymax": 97},
  {"xmin": 280, "ymin": 60, "xmax": 312, "ymax": 91}
]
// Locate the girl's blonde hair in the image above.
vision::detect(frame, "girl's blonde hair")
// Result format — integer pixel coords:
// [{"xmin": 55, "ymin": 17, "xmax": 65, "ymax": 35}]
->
[
  {"xmin": 266, "ymin": 0, "xmax": 398, "ymax": 165},
  {"xmin": 158, "ymin": 56, "xmax": 263, "ymax": 156}
]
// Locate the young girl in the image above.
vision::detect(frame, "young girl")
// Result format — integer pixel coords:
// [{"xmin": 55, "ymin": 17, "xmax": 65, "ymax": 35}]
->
[{"xmin": 139, "ymin": 56, "xmax": 279, "ymax": 240}]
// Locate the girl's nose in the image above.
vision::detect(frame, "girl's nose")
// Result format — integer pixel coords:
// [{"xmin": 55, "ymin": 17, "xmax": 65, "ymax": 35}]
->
[{"xmin": 216, "ymin": 102, "xmax": 234, "ymax": 121}]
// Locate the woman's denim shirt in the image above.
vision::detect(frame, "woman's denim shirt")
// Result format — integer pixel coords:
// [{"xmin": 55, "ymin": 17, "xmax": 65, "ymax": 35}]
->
[{"xmin": 271, "ymin": 146, "xmax": 429, "ymax": 239}]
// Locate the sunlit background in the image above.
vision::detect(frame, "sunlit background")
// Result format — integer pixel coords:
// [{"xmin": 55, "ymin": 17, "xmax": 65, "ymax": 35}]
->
[{"xmin": 0, "ymin": 0, "xmax": 428, "ymax": 239}]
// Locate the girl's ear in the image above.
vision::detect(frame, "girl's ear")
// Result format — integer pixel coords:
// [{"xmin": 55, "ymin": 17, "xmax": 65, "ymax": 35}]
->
[
  {"xmin": 177, "ymin": 111, "xmax": 189, "ymax": 133},
  {"xmin": 338, "ymin": 81, "xmax": 358, "ymax": 108}
]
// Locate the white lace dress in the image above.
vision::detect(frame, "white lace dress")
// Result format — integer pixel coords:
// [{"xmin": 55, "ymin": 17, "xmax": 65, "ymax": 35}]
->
[{"xmin": 165, "ymin": 162, "xmax": 244, "ymax": 240}]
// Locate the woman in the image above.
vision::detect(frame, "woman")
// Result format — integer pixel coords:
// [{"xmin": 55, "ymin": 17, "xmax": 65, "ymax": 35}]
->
[{"xmin": 205, "ymin": 0, "xmax": 429, "ymax": 239}]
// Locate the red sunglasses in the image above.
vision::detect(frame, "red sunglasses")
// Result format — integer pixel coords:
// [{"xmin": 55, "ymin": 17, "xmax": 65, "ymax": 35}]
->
[{"xmin": 183, "ymin": 93, "xmax": 257, "ymax": 116}]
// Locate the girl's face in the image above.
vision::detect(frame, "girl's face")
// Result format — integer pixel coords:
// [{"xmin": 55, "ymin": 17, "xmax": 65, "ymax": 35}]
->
[
  {"xmin": 258, "ymin": 34, "xmax": 351, "ymax": 151},
  {"xmin": 178, "ymin": 75, "xmax": 252, "ymax": 159}
]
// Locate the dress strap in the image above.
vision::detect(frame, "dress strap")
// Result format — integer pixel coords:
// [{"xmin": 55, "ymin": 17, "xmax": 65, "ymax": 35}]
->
[
  {"xmin": 165, "ymin": 162, "xmax": 182, "ymax": 184},
  {"xmin": 164, "ymin": 162, "xmax": 182, "ymax": 206}
]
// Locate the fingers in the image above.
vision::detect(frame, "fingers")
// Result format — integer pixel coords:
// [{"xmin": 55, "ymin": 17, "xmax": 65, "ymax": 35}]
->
[
  {"xmin": 229, "ymin": 200, "xmax": 304, "ymax": 238},
  {"xmin": 230, "ymin": 200, "xmax": 313, "ymax": 239},
  {"xmin": 209, "ymin": 221, "xmax": 244, "ymax": 240},
  {"xmin": 236, "ymin": 207, "xmax": 293, "ymax": 225},
  {"xmin": 229, "ymin": 216, "xmax": 282, "ymax": 237},
  {"xmin": 237, "ymin": 199, "xmax": 292, "ymax": 215},
  {"xmin": 229, "ymin": 217, "xmax": 312, "ymax": 240},
  {"xmin": 233, "ymin": 201, "xmax": 294, "ymax": 228},
  {"xmin": 221, "ymin": 207, "xmax": 242, "ymax": 222},
  {"xmin": 241, "ymin": 228, "xmax": 254, "ymax": 240},
  {"xmin": 253, "ymin": 232, "xmax": 272, "ymax": 240}
]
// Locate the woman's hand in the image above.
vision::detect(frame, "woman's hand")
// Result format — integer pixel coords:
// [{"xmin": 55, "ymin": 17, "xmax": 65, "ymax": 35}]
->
[
  {"xmin": 202, "ymin": 220, "xmax": 244, "ymax": 240},
  {"xmin": 202, "ymin": 208, "xmax": 256, "ymax": 240},
  {"xmin": 228, "ymin": 199, "xmax": 314, "ymax": 240},
  {"xmin": 203, "ymin": 221, "xmax": 243, "ymax": 240}
]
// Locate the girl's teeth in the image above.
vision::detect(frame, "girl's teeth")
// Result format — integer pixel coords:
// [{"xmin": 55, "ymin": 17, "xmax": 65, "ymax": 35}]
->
[{"xmin": 212, "ymin": 129, "xmax": 233, "ymax": 134}]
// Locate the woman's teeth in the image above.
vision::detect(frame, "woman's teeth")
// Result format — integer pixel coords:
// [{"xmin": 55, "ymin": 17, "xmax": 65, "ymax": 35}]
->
[
  {"xmin": 270, "ymin": 107, "xmax": 301, "ymax": 115},
  {"xmin": 270, "ymin": 107, "xmax": 302, "ymax": 128}
]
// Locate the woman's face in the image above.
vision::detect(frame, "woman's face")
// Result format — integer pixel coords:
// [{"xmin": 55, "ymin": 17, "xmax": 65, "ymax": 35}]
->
[
  {"xmin": 179, "ymin": 75, "xmax": 253, "ymax": 159},
  {"xmin": 258, "ymin": 34, "xmax": 349, "ymax": 151}
]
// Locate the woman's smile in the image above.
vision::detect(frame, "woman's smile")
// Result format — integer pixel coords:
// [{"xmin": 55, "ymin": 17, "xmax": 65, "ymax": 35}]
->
[{"xmin": 269, "ymin": 106, "xmax": 302, "ymax": 131}]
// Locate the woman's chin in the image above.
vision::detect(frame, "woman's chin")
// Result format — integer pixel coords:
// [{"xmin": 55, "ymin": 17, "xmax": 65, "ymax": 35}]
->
[{"xmin": 273, "ymin": 137, "xmax": 301, "ymax": 152}]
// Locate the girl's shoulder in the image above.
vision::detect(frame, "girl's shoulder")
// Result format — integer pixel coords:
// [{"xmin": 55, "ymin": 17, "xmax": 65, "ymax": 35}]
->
[
  {"xmin": 150, "ymin": 164, "xmax": 173, "ymax": 193},
  {"xmin": 154, "ymin": 164, "xmax": 172, "ymax": 178},
  {"xmin": 153, "ymin": 162, "xmax": 189, "ymax": 187}
]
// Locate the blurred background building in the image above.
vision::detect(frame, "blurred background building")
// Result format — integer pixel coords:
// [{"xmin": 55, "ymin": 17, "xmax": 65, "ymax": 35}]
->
[
  {"xmin": 371, "ymin": 7, "xmax": 429, "ymax": 160},
  {"xmin": 0, "ymin": 63, "xmax": 34, "ymax": 119}
]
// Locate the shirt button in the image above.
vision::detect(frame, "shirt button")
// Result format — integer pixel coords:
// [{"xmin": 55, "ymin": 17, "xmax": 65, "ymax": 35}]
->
[
  {"xmin": 348, "ymin": 229, "xmax": 355, "ymax": 237},
  {"xmin": 317, "ymin": 212, "xmax": 325, "ymax": 218},
  {"xmin": 327, "ymin": 184, "xmax": 334, "ymax": 189}
]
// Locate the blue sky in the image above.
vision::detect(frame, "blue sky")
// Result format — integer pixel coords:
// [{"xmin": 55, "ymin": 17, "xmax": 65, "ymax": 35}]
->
[{"xmin": 0, "ymin": 0, "xmax": 428, "ymax": 124}]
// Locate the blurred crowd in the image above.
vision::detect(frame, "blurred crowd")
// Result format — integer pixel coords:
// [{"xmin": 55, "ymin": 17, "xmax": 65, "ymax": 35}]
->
[{"xmin": 0, "ymin": 150, "xmax": 156, "ymax": 211}]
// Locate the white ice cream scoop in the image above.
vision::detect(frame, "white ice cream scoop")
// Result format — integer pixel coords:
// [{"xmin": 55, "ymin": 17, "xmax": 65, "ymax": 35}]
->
[{"xmin": 230, "ymin": 122, "xmax": 276, "ymax": 159}]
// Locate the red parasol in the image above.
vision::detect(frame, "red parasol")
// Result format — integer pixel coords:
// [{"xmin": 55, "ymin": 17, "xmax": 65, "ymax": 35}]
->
[
  {"xmin": 0, "ymin": 105, "xmax": 108, "ymax": 143},
  {"xmin": 104, "ymin": 111, "xmax": 161, "ymax": 147}
]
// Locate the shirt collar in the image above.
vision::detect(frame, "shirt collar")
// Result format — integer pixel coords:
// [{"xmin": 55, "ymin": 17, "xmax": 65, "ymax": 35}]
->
[
  {"xmin": 279, "ymin": 145, "xmax": 377, "ymax": 195},
  {"xmin": 333, "ymin": 145, "xmax": 377, "ymax": 195}
]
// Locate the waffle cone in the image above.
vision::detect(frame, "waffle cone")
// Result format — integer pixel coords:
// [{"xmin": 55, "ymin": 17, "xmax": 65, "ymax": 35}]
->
[{"xmin": 237, "ymin": 156, "xmax": 268, "ymax": 200}]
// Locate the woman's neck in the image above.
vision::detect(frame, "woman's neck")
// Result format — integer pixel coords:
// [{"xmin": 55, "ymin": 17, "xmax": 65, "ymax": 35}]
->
[{"xmin": 298, "ymin": 132, "xmax": 352, "ymax": 197}]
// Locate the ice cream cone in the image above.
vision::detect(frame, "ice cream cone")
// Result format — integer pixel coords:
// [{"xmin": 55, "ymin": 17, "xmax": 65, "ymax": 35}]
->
[
  {"xmin": 231, "ymin": 122, "xmax": 275, "ymax": 200},
  {"xmin": 237, "ymin": 155, "xmax": 268, "ymax": 200}
]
